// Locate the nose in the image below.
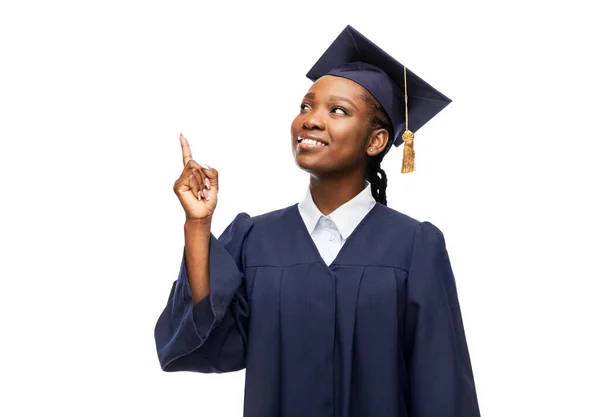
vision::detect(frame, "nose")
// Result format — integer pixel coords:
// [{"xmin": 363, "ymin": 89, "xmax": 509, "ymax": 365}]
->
[{"xmin": 302, "ymin": 111, "xmax": 325, "ymax": 131}]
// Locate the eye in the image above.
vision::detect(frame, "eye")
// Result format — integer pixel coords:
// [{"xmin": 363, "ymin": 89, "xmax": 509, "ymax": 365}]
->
[
  {"xmin": 300, "ymin": 103, "xmax": 311, "ymax": 112},
  {"xmin": 331, "ymin": 106, "xmax": 348, "ymax": 115}
]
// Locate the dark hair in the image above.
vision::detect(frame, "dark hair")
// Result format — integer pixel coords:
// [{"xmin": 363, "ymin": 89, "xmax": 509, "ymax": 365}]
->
[{"xmin": 361, "ymin": 92, "xmax": 394, "ymax": 206}]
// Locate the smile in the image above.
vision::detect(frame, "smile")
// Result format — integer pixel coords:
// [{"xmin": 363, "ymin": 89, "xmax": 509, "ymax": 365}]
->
[{"xmin": 297, "ymin": 136, "xmax": 327, "ymax": 149}]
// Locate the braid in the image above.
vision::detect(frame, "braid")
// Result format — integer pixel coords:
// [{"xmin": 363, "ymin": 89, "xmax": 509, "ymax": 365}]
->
[
  {"xmin": 360, "ymin": 92, "xmax": 394, "ymax": 206},
  {"xmin": 366, "ymin": 152, "xmax": 388, "ymax": 205}
]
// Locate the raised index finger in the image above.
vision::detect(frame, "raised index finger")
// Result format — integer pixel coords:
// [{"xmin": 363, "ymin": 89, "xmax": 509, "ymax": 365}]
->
[{"xmin": 180, "ymin": 133, "xmax": 193, "ymax": 166}]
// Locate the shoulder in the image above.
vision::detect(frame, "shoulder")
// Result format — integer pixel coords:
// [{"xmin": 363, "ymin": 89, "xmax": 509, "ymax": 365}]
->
[
  {"xmin": 373, "ymin": 207, "xmax": 451, "ymax": 277},
  {"xmin": 248, "ymin": 204, "xmax": 299, "ymax": 227},
  {"xmin": 376, "ymin": 203, "xmax": 427, "ymax": 235},
  {"xmin": 376, "ymin": 204, "xmax": 446, "ymax": 244},
  {"xmin": 224, "ymin": 205, "xmax": 298, "ymax": 240},
  {"xmin": 376, "ymin": 203, "xmax": 421, "ymax": 227},
  {"xmin": 226, "ymin": 204, "xmax": 296, "ymax": 226}
]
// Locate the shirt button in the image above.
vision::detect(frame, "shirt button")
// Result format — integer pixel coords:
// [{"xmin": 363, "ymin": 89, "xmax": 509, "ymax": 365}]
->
[
  {"xmin": 325, "ymin": 218, "xmax": 332, "ymax": 225},
  {"xmin": 329, "ymin": 233, "xmax": 335, "ymax": 241}
]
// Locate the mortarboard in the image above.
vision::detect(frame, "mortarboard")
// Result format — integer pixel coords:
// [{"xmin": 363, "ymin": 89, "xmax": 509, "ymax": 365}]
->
[{"xmin": 306, "ymin": 25, "xmax": 451, "ymax": 173}]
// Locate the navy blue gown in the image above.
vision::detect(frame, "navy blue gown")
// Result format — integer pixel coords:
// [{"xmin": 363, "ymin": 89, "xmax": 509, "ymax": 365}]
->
[{"xmin": 154, "ymin": 203, "xmax": 480, "ymax": 417}]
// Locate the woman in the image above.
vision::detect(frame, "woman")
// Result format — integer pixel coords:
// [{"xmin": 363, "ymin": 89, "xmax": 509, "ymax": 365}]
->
[{"xmin": 154, "ymin": 26, "xmax": 480, "ymax": 417}]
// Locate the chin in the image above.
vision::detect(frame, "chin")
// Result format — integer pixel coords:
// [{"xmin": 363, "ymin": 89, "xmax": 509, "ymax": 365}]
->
[
  {"xmin": 294, "ymin": 154, "xmax": 323, "ymax": 175},
  {"xmin": 295, "ymin": 157, "xmax": 315, "ymax": 172}
]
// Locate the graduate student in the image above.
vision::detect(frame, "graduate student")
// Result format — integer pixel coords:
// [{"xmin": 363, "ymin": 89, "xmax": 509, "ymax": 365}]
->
[{"xmin": 154, "ymin": 25, "xmax": 481, "ymax": 417}]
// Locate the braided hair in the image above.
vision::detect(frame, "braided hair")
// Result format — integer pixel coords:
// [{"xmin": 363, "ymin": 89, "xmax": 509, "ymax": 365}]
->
[{"xmin": 361, "ymin": 92, "xmax": 394, "ymax": 206}]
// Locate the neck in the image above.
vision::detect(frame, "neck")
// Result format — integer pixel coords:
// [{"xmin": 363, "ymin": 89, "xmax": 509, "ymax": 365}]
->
[{"xmin": 309, "ymin": 170, "xmax": 366, "ymax": 216}]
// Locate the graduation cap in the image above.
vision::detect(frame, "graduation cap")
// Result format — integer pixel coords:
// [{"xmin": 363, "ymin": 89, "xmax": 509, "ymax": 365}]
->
[{"xmin": 306, "ymin": 25, "xmax": 451, "ymax": 173}]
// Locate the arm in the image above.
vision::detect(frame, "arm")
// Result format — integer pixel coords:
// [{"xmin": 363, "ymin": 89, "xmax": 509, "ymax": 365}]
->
[
  {"xmin": 171, "ymin": 133, "xmax": 219, "ymax": 305},
  {"xmin": 154, "ymin": 134, "xmax": 251, "ymax": 373},
  {"xmin": 154, "ymin": 213, "xmax": 254, "ymax": 374},
  {"xmin": 403, "ymin": 221, "xmax": 481, "ymax": 417},
  {"xmin": 184, "ymin": 218, "xmax": 211, "ymax": 304}
]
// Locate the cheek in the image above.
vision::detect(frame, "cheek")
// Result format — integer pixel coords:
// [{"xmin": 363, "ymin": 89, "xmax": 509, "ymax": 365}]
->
[
  {"xmin": 290, "ymin": 116, "xmax": 302, "ymax": 153},
  {"xmin": 329, "ymin": 121, "xmax": 367, "ymax": 152},
  {"xmin": 290, "ymin": 114, "xmax": 303, "ymax": 132}
]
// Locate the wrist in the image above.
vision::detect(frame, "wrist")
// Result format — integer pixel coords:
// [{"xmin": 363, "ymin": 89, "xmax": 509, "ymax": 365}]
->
[{"xmin": 184, "ymin": 216, "xmax": 212, "ymax": 230}]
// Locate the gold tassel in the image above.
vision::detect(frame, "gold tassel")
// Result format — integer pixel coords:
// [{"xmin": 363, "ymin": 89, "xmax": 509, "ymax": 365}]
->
[
  {"xmin": 401, "ymin": 65, "xmax": 415, "ymax": 173},
  {"xmin": 401, "ymin": 130, "xmax": 415, "ymax": 173}
]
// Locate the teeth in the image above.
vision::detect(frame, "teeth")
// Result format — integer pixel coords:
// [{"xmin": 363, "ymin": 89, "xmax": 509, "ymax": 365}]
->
[{"xmin": 298, "ymin": 137, "xmax": 325, "ymax": 147}]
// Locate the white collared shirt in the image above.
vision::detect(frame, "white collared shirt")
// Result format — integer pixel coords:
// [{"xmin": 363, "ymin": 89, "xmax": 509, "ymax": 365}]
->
[{"xmin": 297, "ymin": 181, "xmax": 377, "ymax": 265}]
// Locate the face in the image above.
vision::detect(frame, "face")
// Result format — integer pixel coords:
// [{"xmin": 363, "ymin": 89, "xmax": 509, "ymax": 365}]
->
[{"xmin": 291, "ymin": 75, "xmax": 384, "ymax": 177}]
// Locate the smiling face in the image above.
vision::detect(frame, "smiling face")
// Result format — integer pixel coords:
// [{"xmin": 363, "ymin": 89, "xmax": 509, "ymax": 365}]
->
[{"xmin": 291, "ymin": 75, "xmax": 387, "ymax": 178}]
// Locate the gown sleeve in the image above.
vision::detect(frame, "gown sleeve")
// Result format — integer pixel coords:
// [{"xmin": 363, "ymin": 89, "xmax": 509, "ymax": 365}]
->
[
  {"xmin": 154, "ymin": 213, "xmax": 254, "ymax": 374},
  {"xmin": 403, "ymin": 221, "xmax": 481, "ymax": 417}
]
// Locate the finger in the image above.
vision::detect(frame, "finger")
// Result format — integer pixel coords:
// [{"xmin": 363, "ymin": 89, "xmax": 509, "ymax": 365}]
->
[
  {"xmin": 189, "ymin": 162, "xmax": 215, "ymax": 189},
  {"xmin": 201, "ymin": 166, "xmax": 218, "ymax": 195},
  {"xmin": 200, "ymin": 164, "xmax": 218, "ymax": 181},
  {"xmin": 185, "ymin": 159, "xmax": 201, "ymax": 172},
  {"xmin": 180, "ymin": 133, "xmax": 193, "ymax": 167},
  {"xmin": 191, "ymin": 169, "xmax": 205, "ymax": 192},
  {"xmin": 188, "ymin": 174, "xmax": 202, "ymax": 200},
  {"xmin": 187, "ymin": 160, "xmax": 215, "ymax": 177}
]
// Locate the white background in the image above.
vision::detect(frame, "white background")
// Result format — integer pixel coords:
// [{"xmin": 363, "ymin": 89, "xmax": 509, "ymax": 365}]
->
[{"xmin": 1, "ymin": 0, "xmax": 599, "ymax": 416}]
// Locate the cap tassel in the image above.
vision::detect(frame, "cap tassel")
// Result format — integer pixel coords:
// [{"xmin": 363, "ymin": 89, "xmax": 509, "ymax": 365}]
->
[
  {"xmin": 401, "ymin": 65, "xmax": 415, "ymax": 173},
  {"xmin": 401, "ymin": 130, "xmax": 415, "ymax": 173}
]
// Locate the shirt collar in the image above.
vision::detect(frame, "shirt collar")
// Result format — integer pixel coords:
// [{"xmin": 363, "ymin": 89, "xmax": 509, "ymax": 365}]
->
[{"xmin": 297, "ymin": 181, "xmax": 376, "ymax": 240}]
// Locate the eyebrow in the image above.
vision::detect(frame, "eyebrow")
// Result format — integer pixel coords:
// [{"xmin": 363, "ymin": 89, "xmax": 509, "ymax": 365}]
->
[{"xmin": 303, "ymin": 93, "xmax": 359, "ymax": 111}]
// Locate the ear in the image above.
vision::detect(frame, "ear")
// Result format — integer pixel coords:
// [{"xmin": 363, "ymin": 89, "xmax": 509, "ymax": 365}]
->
[{"xmin": 366, "ymin": 128, "xmax": 389, "ymax": 157}]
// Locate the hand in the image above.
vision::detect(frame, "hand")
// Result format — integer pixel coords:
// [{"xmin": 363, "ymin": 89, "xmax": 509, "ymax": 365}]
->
[{"xmin": 173, "ymin": 133, "xmax": 219, "ymax": 221}]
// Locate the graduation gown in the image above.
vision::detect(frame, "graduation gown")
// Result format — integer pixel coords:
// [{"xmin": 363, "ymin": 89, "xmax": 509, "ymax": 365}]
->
[{"xmin": 154, "ymin": 203, "xmax": 480, "ymax": 417}]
